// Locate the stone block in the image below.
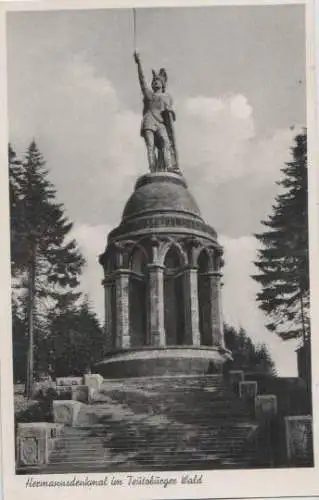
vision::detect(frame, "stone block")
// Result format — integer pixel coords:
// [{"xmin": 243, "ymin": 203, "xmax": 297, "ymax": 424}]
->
[
  {"xmin": 71, "ymin": 385, "xmax": 90, "ymax": 403},
  {"xmin": 56, "ymin": 385, "xmax": 73, "ymax": 399},
  {"xmin": 56, "ymin": 376, "xmax": 83, "ymax": 387},
  {"xmin": 228, "ymin": 370, "xmax": 244, "ymax": 393},
  {"xmin": 32, "ymin": 380, "xmax": 57, "ymax": 398},
  {"xmin": 53, "ymin": 400, "xmax": 82, "ymax": 426},
  {"xmin": 285, "ymin": 415, "xmax": 313, "ymax": 465},
  {"xmin": 84, "ymin": 373, "xmax": 103, "ymax": 393},
  {"xmin": 17, "ymin": 422, "xmax": 64, "ymax": 467},
  {"xmin": 255, "ymin": 394, "xmax": 277, "ymax": 420},
  {"xmin": 239, "ymin": 381, "xmax": 258, "ymax": 400}
]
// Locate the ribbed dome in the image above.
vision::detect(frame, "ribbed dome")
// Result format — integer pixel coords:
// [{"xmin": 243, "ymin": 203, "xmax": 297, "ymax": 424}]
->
[{"xmin": 122, "ymin": 172, "xmax": 202, "ymax": 221}]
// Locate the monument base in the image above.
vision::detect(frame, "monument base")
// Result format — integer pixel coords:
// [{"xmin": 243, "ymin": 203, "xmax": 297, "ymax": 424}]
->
[{"xmin": 94, "ymin": 345, "xmax": 232, "ymax": 378}]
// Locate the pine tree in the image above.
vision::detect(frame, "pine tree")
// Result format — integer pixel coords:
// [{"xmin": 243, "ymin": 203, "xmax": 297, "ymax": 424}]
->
[
  {"xmin": 9, "ymin": 141, "xmax": 85, "ymax": 397},
  {"xmin": 224, "ymin": 324, "xmax": 276, "ymax": 375},
  {"xmin": 49, "ymin": 297, "xmax": 104, "ymax": 376},
  {"xmin": 253, "ymin": 130, "xmax": 309, "ymax": 342}
]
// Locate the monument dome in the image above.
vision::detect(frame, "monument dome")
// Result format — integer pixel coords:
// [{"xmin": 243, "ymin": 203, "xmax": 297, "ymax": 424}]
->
[
  {"xmin": 108, "ymin": 172, "xmax": 218, "ymax": 244},
  {"xmin": 122, "ymin": 172, "xmax": 202, "ymax": 220}
]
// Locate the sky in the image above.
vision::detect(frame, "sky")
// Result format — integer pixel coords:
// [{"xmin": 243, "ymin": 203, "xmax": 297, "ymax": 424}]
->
[{"xmin": 6, "ymin": 4, "xmax": 306, "ymax": 376}]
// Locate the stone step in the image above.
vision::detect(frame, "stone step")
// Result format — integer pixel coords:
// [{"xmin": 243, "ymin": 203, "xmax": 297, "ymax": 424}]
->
[
  {"xmin": 62, "ymin": 426, "xmax": 256, "ymax": 437},
  {"xmin": 49, "ymin": 447, "xmax": 257, "ymax": 462},
  {"xmin": 44, "ymin": 458, "xmax": 256, "ymax": 472},
  {"xmin": 56, "ymin": 437, "xmax": 253, "ymax": 449}
]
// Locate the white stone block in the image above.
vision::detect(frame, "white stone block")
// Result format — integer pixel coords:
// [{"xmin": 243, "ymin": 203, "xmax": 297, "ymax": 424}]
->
[
  {"xmin": 17, "ymin": 422, "xmax": 64, "ymax": 467},
  {"xmin": 83, "ymin": 373, "xmax": 103, "ymax": 392},
  {"xmin": 53, "ymin": 400, "xmax": 82, "ymax": 426}
]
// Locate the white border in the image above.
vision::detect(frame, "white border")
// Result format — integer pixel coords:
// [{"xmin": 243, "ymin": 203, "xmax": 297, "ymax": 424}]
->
[{"xmin": 0, "ymin": 0, "xmax": 318, "ymax": 499}]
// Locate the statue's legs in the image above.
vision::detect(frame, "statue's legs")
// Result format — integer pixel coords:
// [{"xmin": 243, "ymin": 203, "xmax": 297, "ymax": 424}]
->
[
  {"xmin": 144, "ymin": 131, "xmax": 156, "ymax": 172},
  {"xmin": 158, "ymin": 128, "xmax": 172, "ymax": 171}
]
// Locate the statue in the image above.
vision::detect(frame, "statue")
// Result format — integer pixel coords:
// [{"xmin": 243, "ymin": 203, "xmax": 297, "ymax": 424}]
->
[{"xmin": 134, "ymin": 51, "xmax": 179, "ymax": 173}]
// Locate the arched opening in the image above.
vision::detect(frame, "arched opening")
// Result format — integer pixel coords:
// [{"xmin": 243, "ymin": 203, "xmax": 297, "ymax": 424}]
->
[
  {"xmin": 197, "ymin": 249, "xmax": 211, "ymax": 345},
  {"xmin": 164, "ymin": 246, "xmax": 185, "ymax": 345},
  {"xmin": 129, "ymin": 246, "xmax": 147, "ymax": 346}
]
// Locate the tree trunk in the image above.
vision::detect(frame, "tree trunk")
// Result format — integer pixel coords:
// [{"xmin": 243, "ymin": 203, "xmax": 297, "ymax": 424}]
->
[
  {"xmin": 25, "ymin": 244, "xmax": 37, "ymax": 399},
  {"xmin": 300, "ymin": 292, "xmax": 306, "ymax": 344}
]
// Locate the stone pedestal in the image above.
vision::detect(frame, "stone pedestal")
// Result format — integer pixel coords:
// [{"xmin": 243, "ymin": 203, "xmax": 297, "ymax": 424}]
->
[
  {"xmin": 255, "ymin": 395, "xmax": 277, "ymax": 420},
  {"xmin": 71, "ymin": 385, "xmax": 90, "ymax": 403},
  {"xmin": 84, "ymin": 373, "xmax": 103, "ymax": 392},
  {"xmin": 148, "ymin": 264, "xmax": 165, "ymax": 346},
  {"xmin": 239, "ymin": 381, "xmax": 258, "ymax": 400},
  {"xmin": 17, "ymin": 423, "xmax": 63, "ymax": 467},
  {"xmin": 184, "ymin": 267, "xmax": 200, "ymax": 345},
  {"xmin": 53, "ymin": 401, "xmax": 82, "ymax": 427},
  {"xmin": 285, "ymin": 415, "xmax": 313, "ymax": 465},
  {"xmin": 98, "ymin": 172, "xmax": 231, "ymax": 374},
  {"xmin": 229, "ymin": 370, "xmax": 244, "ymax": 393}
]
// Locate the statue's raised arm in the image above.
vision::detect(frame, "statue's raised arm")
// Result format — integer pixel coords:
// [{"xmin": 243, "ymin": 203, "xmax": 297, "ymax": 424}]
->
[
  {"xmin": 134, "ymin": 51, "xmax": 148, "ymax": 96},
  {"xmin": 133, "ymin": 51, "xmax": 179, "ymax": 174}
]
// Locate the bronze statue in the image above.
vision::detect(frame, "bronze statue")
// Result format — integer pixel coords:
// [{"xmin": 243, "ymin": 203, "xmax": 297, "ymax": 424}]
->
[{"xmin": 134, "ymin": 51, "xmax": 179, "ymax": 173}]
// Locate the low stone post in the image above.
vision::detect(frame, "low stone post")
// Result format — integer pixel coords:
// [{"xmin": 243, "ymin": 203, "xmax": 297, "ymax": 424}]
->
[
  {"xmin": 285, "ymin": 415, "xmax": 313, "ymax": 465},
  {"xmin": 255, "ymin": 394, "xmax": 277, "ymax": 421},
  {"xmin": 17, "ymin": 423, "xmax": 49, "ymax": 467},
  {"xmin": 239, "ymin": 381, "xmax": 258, "ymax": 400},
  {"xmin": 84, "ymin": 373, "xmax": 103, "ymax": 393},
  {"xmin": 53, "ymin": 400, "xmax": 82, "ymax": 426},
  {"xmin": 228, "ymin": 370, "xmax": 244, "ymax": 394},
  {"xmin": 71, "ymin": 385, "xmax": 90, "ymax": 403},
  {"xmin": 17, "ymin": 423, "xmax": 64, "ymax": 468}
]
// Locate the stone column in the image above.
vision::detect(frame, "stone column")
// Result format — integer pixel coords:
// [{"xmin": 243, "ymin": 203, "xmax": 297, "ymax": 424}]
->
[
  {"xmin": 115, "ymin": 271, "xmax": 130, "ymax": 349},
  {"xmin": 103, "ymin": 279, "xmax": 113, "ymax": 352},
  {"xmin": 183, "ymin": 267, "xmax": 200, "ymax": 345},
  {"xmin": 207, "ymin": 271, "xmax": 225, "ymax": 347},
  {"xmin": 147, "ymin": 264, "xmax": 165, "ymax": 346}
]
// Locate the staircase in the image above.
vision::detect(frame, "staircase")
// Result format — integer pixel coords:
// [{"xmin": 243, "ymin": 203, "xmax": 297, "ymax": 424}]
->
[{"xmin": 41, "ymin": 375, "xmax": 261, "ymax": 473}]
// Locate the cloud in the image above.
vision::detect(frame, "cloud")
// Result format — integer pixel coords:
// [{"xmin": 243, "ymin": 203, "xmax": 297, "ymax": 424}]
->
[
  {"xmin": 178, "ymin": 94, "xmax": 299, "ymax": 189},
  {"xmin": 70, "ymin": 223, "xmax": 112, "ymax": 320},
  {"xmin": 9, "ymin": 54, "xmax": 145, "ymax": 227},
  {"xmin": 220, "ymin": 234, "xmax": 298, "ymax": 376}
]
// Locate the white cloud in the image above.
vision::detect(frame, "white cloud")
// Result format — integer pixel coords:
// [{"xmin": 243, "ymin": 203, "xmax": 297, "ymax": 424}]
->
[
  {"xmin": 221, "ymin": 234, "xmax": 298, "ymax": 376},
  {"xmin": 178, "ymin": 94, "xmax": 299, "ymax": 189},
  {"xmin": 70, "ymin": 223, "xmax": 112, "ymax": 321}
]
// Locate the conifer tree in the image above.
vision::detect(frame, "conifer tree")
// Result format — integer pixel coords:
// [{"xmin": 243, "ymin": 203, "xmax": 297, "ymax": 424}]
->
[
  {"xmin": 49, "ymin": 297, "xmax": 104, "ymax": 376},
  {"xmin": 9, "ymin": 141, "xmax": 85, "ymax": 397},
  {"xmin": 224, "ymin": 324, "xmax": 276, "ymax": 375},
  {"xmin": 253, "ymin": 130, "xmax": 309, "ymax": 343}
]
